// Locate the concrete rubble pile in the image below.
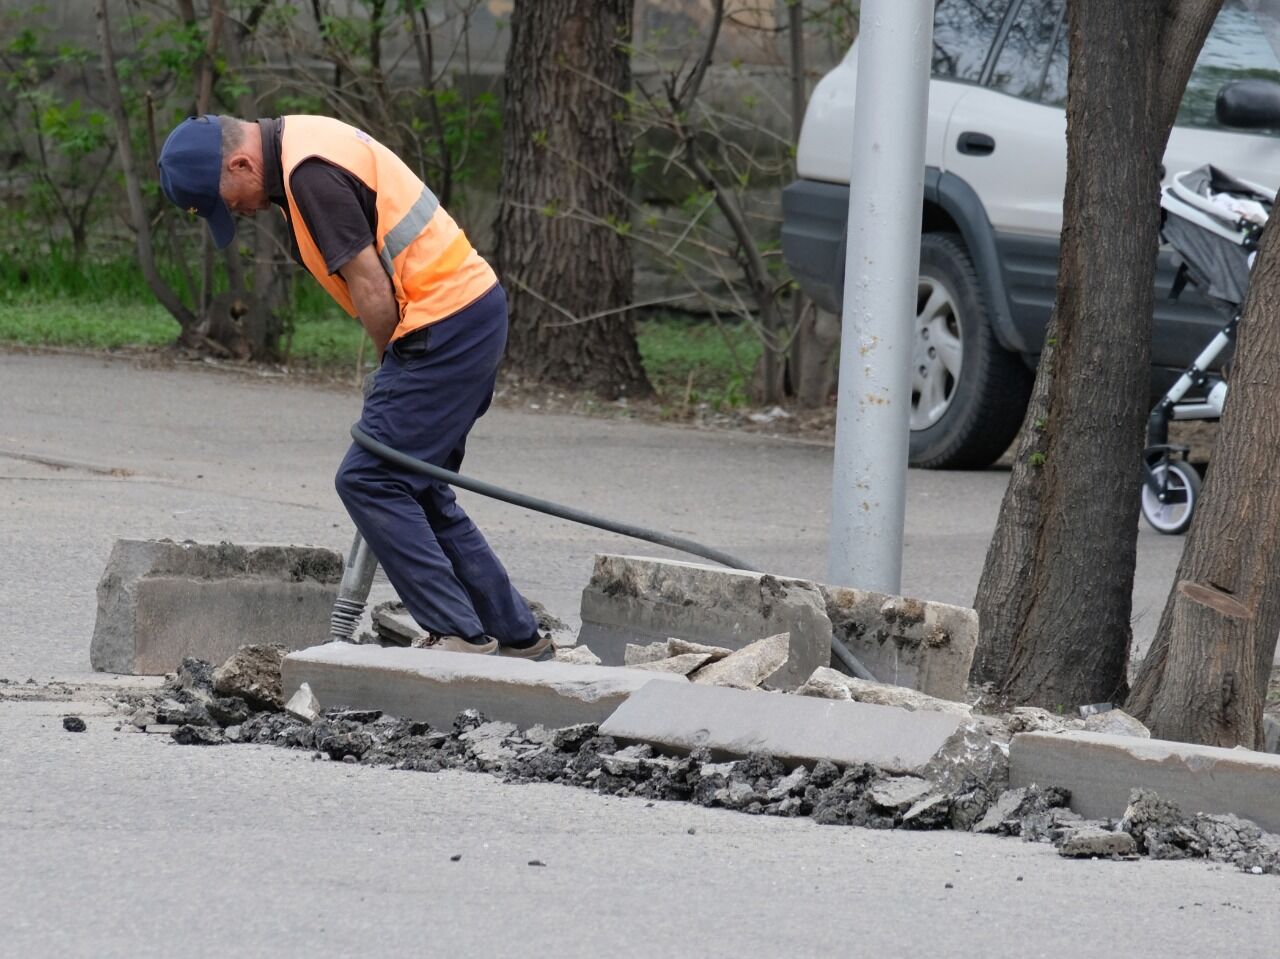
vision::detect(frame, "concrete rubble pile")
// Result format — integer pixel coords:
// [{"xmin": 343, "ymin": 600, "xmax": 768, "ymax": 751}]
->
[
  {"xmin": 588, "ymin": 634, "xmax": 792, "ymax": 690},
  {"xmin": 112, "ymin": 648, "xmax": 1280, "ymax": 878}
]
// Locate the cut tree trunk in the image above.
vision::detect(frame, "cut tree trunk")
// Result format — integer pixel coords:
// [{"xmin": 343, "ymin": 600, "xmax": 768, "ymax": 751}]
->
[
  {"xmin": 1127, "ymin": 219, "xmax": 1280, "ymax": 747},
  {"xmin": 1139, "ymin": 582, "xmax": 1261, "ymax": 748},
  {"xmin": 494, "ymin": 0, "xmax": 650, "ymax": 399},
  {"xmin": 970, "ymin": 0, "xmax": 1223, "ymax": 708}
]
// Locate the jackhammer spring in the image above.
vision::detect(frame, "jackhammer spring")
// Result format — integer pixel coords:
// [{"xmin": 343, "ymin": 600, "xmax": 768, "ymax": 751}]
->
[{"xmin": 329, "ymin": 597, "xmax": 366, "ymax": 643}]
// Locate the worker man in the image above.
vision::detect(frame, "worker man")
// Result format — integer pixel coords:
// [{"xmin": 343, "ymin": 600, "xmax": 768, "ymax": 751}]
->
[{"xmin": 156, "ymin": 114, "xmax": 550, "ymax": 659}]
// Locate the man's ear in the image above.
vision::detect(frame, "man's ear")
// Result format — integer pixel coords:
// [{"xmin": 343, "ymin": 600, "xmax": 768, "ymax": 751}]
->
[{"xmin": 227, "ymin": 152, "xmax": 254, "ymax": 174}]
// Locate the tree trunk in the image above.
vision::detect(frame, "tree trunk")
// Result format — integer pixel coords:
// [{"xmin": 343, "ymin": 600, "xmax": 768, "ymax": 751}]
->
[
  {"xmin": 409, "ymin": 6, "xmax": 453, "ymax": 207},
  {"xmin": 494, "ymin": 0, "xmax": 651, "ymax": 399},
  {"xmin": 96, "ymin": 0, "xmax": 197, "ymax": 332},
  {"xmin": 971, "ymin": 0, "xmax": 1222, "ymax": 708},
  {"xmin": 1127, "ymin": 220, "xmax": 1280, "ymax": 747},
  {"xmin": 219, "ymin": 8, "xmax": 285, "ymax": 362},
  {"xmin": 789, "ymin": 303, "xmax": 840, "ymax": 407},
  {"xmin": 971, "ymin": 316, "xmax": 1056, "ymax": 686},
  {"xmin": 783, "ymin": 0, "xmax": 824, "ymax": 406}
]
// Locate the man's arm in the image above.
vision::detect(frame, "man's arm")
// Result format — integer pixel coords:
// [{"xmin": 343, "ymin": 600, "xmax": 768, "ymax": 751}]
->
[{"xmin": 340, "ymin": 244, "xmax": 399, "ymax": 360}]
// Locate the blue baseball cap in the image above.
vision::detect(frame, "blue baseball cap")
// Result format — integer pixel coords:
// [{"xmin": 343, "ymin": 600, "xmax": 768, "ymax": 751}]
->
[{"xmin": 158, "ymin": 115, "xmax": 235, "ymax": 249}]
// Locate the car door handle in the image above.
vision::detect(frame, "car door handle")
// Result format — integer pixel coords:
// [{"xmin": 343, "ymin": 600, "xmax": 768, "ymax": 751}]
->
[{"xmin": 956, "ymin": 132, "xmax": 995, "ymax": 156}]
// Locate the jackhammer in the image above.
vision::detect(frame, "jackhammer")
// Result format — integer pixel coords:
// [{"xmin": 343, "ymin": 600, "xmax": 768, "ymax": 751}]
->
[{"xmin": 327, "ymin": 423, "xmax": 876, "ymax": 681}]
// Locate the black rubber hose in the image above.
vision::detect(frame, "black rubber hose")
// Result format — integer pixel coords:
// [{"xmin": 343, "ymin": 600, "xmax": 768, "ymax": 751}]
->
[
  {"xmin": 351, "ymin": 424, "xmax": 754, "ymax": 569},
  {"xmin": 349, "ymin": 423, "xmax": 876, "ymax": 681}
]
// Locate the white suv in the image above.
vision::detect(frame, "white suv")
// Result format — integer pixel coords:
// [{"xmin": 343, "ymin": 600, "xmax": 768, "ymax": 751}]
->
[{"xmin": 782, "ymin": 0, "xmax": 1280, "ymax": 468}]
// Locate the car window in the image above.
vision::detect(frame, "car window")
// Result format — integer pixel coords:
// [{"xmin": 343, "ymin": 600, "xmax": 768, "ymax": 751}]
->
[
  {"xmin": 988, "ymin": 0, "xmax": 1065, "ymax": 101},
  {"xmin": 1178, "ymin": 0, "xmax": 1280, "ymax": 131},
  {"xmin": 932, "ymin": 0, "xmax": 1011, "ymax": 82}
]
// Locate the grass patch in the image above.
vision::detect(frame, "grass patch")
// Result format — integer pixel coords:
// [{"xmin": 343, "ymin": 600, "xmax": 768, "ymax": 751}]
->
[
  {"xmin": 0, "ymin": 273, "xmax": 764, "ymax": 407},
  {"xmin": 0, "ymin": 295, "xmax": 368, "ymax": 368},
  {"xmin": 0, "ymin": 300, "xmax": 180, "ymax": 349},
  {"xmin": 285, "ymin": 314, "xmax": 367, "ymax": 368},
  {"xmin": 636, "ymin": 315, "xmax": 761, "ymax": 410}
]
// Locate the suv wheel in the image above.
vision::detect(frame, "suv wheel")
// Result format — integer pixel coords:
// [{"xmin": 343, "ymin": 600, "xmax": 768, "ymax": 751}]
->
[{"xmin": 909, "ymin": 232, "xmax": 1032, "ymax": 469}]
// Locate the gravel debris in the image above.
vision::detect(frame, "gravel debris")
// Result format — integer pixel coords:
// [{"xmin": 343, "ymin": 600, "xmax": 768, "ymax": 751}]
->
[{"xmin": 116, "ymin": 653, "xmax": 1280, "ymax": 877}]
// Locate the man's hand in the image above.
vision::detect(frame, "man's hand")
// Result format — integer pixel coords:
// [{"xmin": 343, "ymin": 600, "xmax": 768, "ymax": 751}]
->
[{"xmin": 340, "ymin": 244, "xmax": 399, "ymax": 360}]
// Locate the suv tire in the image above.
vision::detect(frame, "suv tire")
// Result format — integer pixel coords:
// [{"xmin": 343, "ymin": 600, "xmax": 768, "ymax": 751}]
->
[{"xmin": 909, "ymin": 232, "xmax": 1033, "ymax": 469}]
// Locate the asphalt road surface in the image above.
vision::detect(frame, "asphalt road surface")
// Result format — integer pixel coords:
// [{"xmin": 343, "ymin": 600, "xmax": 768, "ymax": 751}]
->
[{"xmin": 3, "ymin": 351, "xmax": 1272, "ymax": 958}]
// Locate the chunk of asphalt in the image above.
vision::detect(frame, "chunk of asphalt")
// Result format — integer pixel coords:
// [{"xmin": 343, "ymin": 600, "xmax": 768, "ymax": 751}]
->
[
  {"xmin": 213, "ymin": 644, "xmax": 286, "ymax": 711},
  {"xmin": 599, "ymin": 680, "xmax": 963, "ymax": 772},
  {"xmin": 1057, "ymin": 826, "xmax": 1138, "ymax": 858}
]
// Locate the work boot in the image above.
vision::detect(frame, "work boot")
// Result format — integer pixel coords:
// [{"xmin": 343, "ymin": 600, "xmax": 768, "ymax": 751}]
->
[
  {"xmin": 496, "ymin": 632, "xmax": 554, "ymax": 661},
  {"xmin": 411, "ymin": 633, "xmax": 497, "ymax": 655}
]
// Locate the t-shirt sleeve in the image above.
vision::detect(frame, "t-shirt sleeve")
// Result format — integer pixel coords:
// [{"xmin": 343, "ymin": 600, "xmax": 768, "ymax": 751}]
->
[{"xmin": 288, "ymin": 159, "xmax": 378, "ymax": 275}]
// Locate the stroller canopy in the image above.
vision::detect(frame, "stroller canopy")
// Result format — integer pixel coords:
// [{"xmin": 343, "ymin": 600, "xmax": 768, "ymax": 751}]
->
[{"xmin": 1160, "ymin": 165, "xmax": 1274, "ymax": 307}]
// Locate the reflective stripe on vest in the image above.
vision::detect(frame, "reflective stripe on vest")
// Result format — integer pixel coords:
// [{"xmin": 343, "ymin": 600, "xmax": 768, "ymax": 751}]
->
[
  {"xmin": 279, "ymin": 115, "xmax": 496, "ymax": 341},
  {"xmin": 380, "ymin": 185, "xmax": 440, "ymax": 274}
]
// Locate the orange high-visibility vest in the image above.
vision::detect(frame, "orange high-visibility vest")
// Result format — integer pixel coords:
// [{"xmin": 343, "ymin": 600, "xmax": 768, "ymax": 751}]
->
[{"xmin": 280, "ymin": 115, "xmax": 496, "ymax": 342}]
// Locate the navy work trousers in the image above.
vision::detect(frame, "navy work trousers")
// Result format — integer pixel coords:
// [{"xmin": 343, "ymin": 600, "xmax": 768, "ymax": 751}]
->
[{"xmin": 334, "ymin": 283, "xmax": 538, "ymax": 644}]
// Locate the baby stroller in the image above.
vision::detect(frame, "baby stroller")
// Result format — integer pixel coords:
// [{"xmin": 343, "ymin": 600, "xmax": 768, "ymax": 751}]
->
[{"xmin": 1141, "ymin": 165, "xmax": 1274, "ymax": 534}]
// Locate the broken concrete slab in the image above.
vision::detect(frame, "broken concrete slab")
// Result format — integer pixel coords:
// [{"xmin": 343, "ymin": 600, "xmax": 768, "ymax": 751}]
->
[
  {"xmin": 554, "ymin": 645, "xmax": 603, "ymax": 666},
  {"xmin": 1010, "ymin": 731, "xmax": 1280, "ymax": 834},
  {"xmin": 1083, "ymin": 709, "xmax": 1151, "ymax": 739},
  {"xmin": 624, "ymin": 642, "xmax": 670, "ymax": 666},
  {"xmin": 795, "ymin": 667, "xmax": 972, "ymax": 717},
  {"xmin": 284, "ymin": 682, "xmax": 321, "ymax": 723},
  {"xmin": 921, "ymin": 717, "xmax": 1011, "ymax": 799},
  {"xmin": 631, "ymin": 653, "xmax": 714, "ymax": 676},
  {"xmin": 1005, "ymin": 707, "xmax": 1081, "ymax": 735},
  {"xmin": 820, "ymin": 585, "xmax": 977, "ymax": 702},
  {"xmin": 578, "ymin": 555, "xmax": 831, "ymax": 690},
  {"xmin": 626, "ymin": 639, "xmax": 732, "ymax": 669},
  {"xmin": 282, "ymin": 642, "xmax": 688, "ymax": 731},
  {"xmin": 667, "ymin": 638, "xmax": 733, "ymax": 661},
  {"xmin": 691, "ymin": 633, "xmax": 789, "ymax": 689},
  {"xmin": 91, "ymin": 539, "xmax": 342, "ymax": 675},
  {"xmin": 599, "ymin": 680, "xmax": 963, "ymax": 772},
  {"xmin": 371, "ymin": 602, "xmax": 420, "ymax": 646}
]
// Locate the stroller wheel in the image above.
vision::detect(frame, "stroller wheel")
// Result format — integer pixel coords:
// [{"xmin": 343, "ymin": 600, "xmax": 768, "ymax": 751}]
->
[{"xmin": 1141, "ymin": 459, "xmax": 1201, "ymax": 535}]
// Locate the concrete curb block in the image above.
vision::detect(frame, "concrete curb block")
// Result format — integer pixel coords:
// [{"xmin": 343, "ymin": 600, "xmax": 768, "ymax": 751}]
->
[
  {"xmin": 1010, "ymin": 730, "xmax": 1280, "ymax": 834},
  {"xmin": 578, "ymin": 555, "xmax": 831, "ymax": 690},
  {"xmin": 282, "ymin": 642, "xmax": 688, "ymax": 730},
  {"xmin": 91, "ymin": 539, "xmax": 343, "ymax": 675},
  {"xmin": 578, "ymin": 554, "xmax": 977, "ymax": 698},
  {"xmin": 599, "ymin": 680, "xmax": 963, "ymax": 772},
  {"xmin": 820, "ymin": 585, "xmax": 977, "ymax": 702}
]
